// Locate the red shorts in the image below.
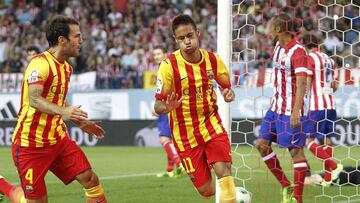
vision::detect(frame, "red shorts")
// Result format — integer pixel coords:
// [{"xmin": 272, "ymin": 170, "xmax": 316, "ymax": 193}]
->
[
  {"xmin": 178, "ymin": 133, "xmax": 232, "ymax": 188},
  {"xmin": 12, "ymin": 136, "xmax": 91, "ymax": 200}
]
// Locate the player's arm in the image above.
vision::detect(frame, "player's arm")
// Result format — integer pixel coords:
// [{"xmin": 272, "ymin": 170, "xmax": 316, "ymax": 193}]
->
[
  {"xmin": 305, "ymin": 56, "xmax": 314, "ymax": 97},
  {"xmin": 28, "ymin": 84, "xmax": 88, "ymax": 122},
  {"xmin": 290, "ymin": 50, "xmax": 307, "ymax": 128},
  {"xmin": 154, "ymin": 59, "xmax": 183, "ymax": 114},
  {"xmin": 216, "ymin": 55, "xmax": 235, "ymax": 102},
  {"xmin": 217, "ymin": 73, "xmax": 235, "ymax": 102},
  {"xmin": 331, "ymin": 59, "xmax": 339, "ymax": 92}
]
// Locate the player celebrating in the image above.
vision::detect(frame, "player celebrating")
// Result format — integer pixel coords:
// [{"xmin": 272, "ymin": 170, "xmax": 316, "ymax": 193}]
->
[
  {"xmin": 154, "ymin": 14, "xmax": 237, "ymax": 202},
  {"xmin": 303, "ymin": 33, "xmax": 343, "ymax": 186},
  {"xmin": 152, "ymin": 45, "xmax": 184, "ymax": 178},
  {"xmin": 6, "ymin": 15, "xmax": 107, "ymax": 203},
  {"xmin": 256, "ymin": 13, "xmax": 308, "ymax": 203}
]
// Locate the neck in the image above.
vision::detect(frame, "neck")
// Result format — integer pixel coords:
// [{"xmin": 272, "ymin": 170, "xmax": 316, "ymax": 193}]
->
[
  {"xmin": 48, "ymin": 47, "xmax": 67, "ymax": 63},
  {"xmin": 278, "ymin": 33, "xmax": 293, "ymax": 46},
  {"xmin": 181, "ymin": 49, "xmax": 201, "ymax": 64}
]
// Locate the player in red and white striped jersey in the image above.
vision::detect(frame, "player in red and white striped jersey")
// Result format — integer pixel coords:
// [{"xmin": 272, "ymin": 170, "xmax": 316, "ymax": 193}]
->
[
  {"xmin": 257, "ymin": 13, "xmax": 308, "ymax": 203},
  {"xmin": 303, "ymin": 33, "xmax": 343, "ymax": 187}
]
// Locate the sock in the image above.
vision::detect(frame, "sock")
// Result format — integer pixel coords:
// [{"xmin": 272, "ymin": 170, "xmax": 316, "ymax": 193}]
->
[
  {"xmin": 294, "ymin": 161, "xmax": 308, "ymax": 203},
  {"xmin": 323, "ymin": 145, "xmax": 334, "ymax": 181},
  {"xmin": 0, "ymin": 178, "xmax": 16, "ymax": 197},
  {"xmin": 308, "ymin": 141, "xmax": 337, "ymax": 181},
  {"xmin": 324, "ymin": 144, "xmax": 333, "ymax": 157},
  {"xmin": 168, "ymin": 142, "xmax": 181, "ymax": 168},
  {"xmin": 83, "ymin": 185, "xmax": 107, "ymax": 203},
  {"xmin": 261, "ymin": 148, "xmax": 291, "ymax": 188},
  {"xmin": 4, "ymin": 186, "xmax": 26, "ymax": 203},
  {"xmin": 163, "ymin": 140, "xmax": 180, "ymax": 171},
  {"xmin": 218, "ymin": 176, "xmax": 236, "ymax": 203},
  {"xmin": 166, "ymin": 155, "xmax": 174, "ymax": 172}
]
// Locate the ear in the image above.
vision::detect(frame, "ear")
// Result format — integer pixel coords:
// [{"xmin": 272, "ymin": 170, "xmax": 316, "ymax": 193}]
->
[
  {"xmin": 58, "ymin": 35, "xmax": 67, "ymax": 45},
  {"xmin": 275, "ymin": 26, "xmax": 281, "ymax": 33},
  {"xmin": 196, "ymin": 29, "xmax": 200, "ymax": 37}
]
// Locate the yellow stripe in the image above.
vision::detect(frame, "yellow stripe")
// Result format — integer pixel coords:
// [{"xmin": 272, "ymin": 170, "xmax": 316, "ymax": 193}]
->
[{"xmin": 171, "ymin": 112, "xmax": 185, "ymax": 151}]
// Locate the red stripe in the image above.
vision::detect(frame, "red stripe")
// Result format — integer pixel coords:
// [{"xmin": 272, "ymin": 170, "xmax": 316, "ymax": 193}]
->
[
  {"xmin": 28, "ymin": 74, "xmax": 54, "ymax": 147},
  {"xmin": 184, "ymin": 63, "xmax": 203, "ymax": 144},
  {"xmin": 208, "ymin": 52, "xmax": 218, "ymax": 81},
  {"xmin": 168, "ymin": 112, "xmax": 180, "ymax": 151},
  {"xmin": 290, "ymin": 68, "xmax": 296, "ymax": 114},
  {"xmin": 53, "ymin": 62, "xmax": 64, "ymax": 144},
  {"xmin": 315, "ymin": 52, "xmax": 328, "ymax": 109},
  {"xmin": 207, "ymin": 52, "xmax": 225, "ymax": 133},
  {"xmin": 168, "ymin": 54, "xmax": 189, "ymax": 149},
  {"xmin": 199, "ymin": 59, "xmax": 217, "ymax": 137},
  {"xmin": 273, "ymin": 45, "xmax": 281, "ymax": 112},
  {"xmin": 280, "ymin": 69, "xmax": 286, "ymax": 114},
  {"xmin": 41, "ymin": 63, "xmax": 56, "ymax": 147}
]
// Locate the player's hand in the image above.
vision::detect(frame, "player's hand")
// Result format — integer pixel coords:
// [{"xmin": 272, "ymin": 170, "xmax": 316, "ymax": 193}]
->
[
  {"xmin": 290, "ymin": 111, "xmax": 300, "ymax": 128},
  {"xmin": 62, "ymin": 105, "xmax": 88, "ymax": 122},
  {"xmin": 79, "ymin": 120, "xmax": 105, "ymax": 139},
  {"xmin": 165, "ymin": 92, "xmax": 184, "ymax": 112},
  {"xmin": 152, "ymin": 110, "xmax": 159, "ymax": 117},
  {"xmin": 220, "ymin": 88, "xmax": 235, "ymax": 102}
]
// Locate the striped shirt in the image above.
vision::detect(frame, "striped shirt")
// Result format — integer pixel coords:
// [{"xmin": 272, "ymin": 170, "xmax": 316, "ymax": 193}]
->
[
  {"xmin": 155, "ymin": 49, "xmax": 230, "ymax": 152},
  {"xmin": 12, "ymin": 51, "xmax": 72, "ymax": 148},
  {"xmin": 270, "ymin": 39, "xmax": 307, "ymax": 116},
  {"xmin": 307, "ymin": 49, "xmax": 336, "ymax": 111}
]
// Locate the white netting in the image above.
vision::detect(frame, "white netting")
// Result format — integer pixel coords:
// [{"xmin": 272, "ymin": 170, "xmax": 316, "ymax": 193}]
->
[{"xmin": 230, "ymin": 0, "xmax": 359, "ymax": 202}]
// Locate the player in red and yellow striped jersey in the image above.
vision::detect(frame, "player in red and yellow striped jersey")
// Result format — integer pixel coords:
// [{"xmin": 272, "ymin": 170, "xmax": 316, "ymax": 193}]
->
[
  {"xmin": 0, "ymin": 15, "xmax": 107, "ymax": 203},
  {"xmin": 154, "ymin": 14, "xmax": 236, "ymax": 203}
]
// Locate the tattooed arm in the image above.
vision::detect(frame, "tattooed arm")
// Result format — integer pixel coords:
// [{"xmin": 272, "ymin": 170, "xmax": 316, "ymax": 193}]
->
[{"xmin": 28, "ymin": 84, "xmax": 88, "ymax": 122}]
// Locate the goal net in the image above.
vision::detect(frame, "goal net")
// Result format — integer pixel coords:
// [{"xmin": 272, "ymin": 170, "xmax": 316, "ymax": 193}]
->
[{"xmin": 229, "ymin": 0, "xmax": 359, "ymax": 202}]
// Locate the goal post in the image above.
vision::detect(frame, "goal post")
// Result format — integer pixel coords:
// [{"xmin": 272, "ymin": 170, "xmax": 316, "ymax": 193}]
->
[{"xmin": 216, "ymin": 0, "xmax": 231, "ymax": 202}]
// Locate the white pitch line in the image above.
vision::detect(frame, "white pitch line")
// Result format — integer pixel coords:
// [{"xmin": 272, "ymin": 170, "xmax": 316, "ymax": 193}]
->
[{"xmin": 333, "ymin": 198, "xmax": 360, "ymax": 203}]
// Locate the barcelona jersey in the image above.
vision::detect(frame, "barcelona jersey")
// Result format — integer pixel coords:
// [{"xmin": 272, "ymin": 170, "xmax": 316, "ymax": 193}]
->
[
  {"xmin": 155, "ymin": 49, "xmax": 230, "ymax": 152},
  {"xmin": 12, "ymin": 51, "xmax": 72, "ymax": 148}
]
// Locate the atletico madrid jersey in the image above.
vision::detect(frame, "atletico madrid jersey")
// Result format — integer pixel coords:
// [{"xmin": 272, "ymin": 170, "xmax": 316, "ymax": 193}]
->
[
  {"xmin": 155, "ymin": 49, "xmax": 229, "ymax": 152},
  {"xmin": 12, "ymin": 51, "xmax": 72, "ymax": 148},
  {"xmin": 270, "ymin": 39, "xmax": 307, "ymax": 116}
]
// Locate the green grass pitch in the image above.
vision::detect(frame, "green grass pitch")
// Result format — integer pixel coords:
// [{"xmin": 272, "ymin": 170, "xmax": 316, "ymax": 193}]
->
[{"xmin": 0, "ymin": 146, "xmax": 358, "ymax": 202}]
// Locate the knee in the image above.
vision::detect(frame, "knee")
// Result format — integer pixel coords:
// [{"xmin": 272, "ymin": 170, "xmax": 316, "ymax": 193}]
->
[
  {"xmin": 197, "ymin": 188, "xmax": 215, "ymax": 199},
  {"xmin": 78, "ymin": 170, "xmax": 100, "ymax": 189}
]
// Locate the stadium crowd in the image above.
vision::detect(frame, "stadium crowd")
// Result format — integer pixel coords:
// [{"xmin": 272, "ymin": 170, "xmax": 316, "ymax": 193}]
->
[
  {"xmin": 0, "ymin": 0, "xmax": 217, "ymax": 89},
  {"xmin": 232, "ymin": 0, "xmax": 359, "ymax": 86},
  {"xmin": 0, "ymin": 0, "xmax": 358, "ymax": 89}
]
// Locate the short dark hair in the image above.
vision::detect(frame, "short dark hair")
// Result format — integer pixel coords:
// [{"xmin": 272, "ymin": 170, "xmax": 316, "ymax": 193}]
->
[
  {"xmin": 153, "ymin": 45, "xmax": 167, "ymax": 53},
  {"xmin": 272, "ymin": 13, "xmax": 296, "ymax": 33},
  {"xmin": 171, "ymin": 14, "xmax": 197, "ymax": 35},
  {"xmin": 26, "ymin": 45, "xmax": 40, "ymax": 54},
  {"xmin": 46, "ymin": 15, "xmax": 79, "ymax": 47}
]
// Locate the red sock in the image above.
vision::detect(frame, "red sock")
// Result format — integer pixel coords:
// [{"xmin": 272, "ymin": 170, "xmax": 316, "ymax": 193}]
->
[
  {"xmin": 168, "ymin": 142, "xmax": 181, "ymax": 167},
  {"xmin": 163, "ymin": 140, "xmax": 180, "ymax": 171},
  {"xmin": 261, "ymin": 148, "xmax": 291, "ymax": 188},
  {"xmin": 324, "ymin": 144, "xmax": 333, "ymax": 157},
  {"xmin": 0, "ymin": 178, "xmax": 16, "ymax": 197},
  {"xmin": 294, "ymin": 161, "xmax": 308, "ymax": 203},
  {"xmin": 308, "ymin": 141, "xmax": 337, "ymax": 170}
]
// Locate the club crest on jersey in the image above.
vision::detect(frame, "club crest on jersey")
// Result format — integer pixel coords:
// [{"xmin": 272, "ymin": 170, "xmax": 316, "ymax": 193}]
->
[
  {"xmin": 206, "ymin": 70, "xmax": 214, "ymax": 80},
  {"xmin": 25, "ymin": 185, "xmax": 34, "ymax": 193},
  {"xmin": 28, "ymin": 70, "xmax": 40, "ymax": 83},
  {"xmin": 273, "ymin": 54, "xmax": 291, "ymax": 71},
  {"xmin": 156, "ymin": 77, "xmax": 163, "ymax": 94}
]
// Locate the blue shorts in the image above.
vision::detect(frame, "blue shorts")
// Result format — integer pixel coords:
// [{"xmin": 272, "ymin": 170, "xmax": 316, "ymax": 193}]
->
[
  {"xmin": 303, "ymin": 109, "xmax": 336, "ymax": 139},
  {"xmin": 259, "ymin": 110, "xmax": 306, "ymax": 149},
  {"xmin": 157, "ymin": 114, "xmax": 171, "ymax": 138}
]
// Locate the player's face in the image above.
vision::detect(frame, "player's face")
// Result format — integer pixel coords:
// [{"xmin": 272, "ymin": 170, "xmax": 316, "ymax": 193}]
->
[
  {"xmin": 26, "ymin": 50, "xmax": 38, "ymax": 62},
  {"xmin": 152, "ymin": 49, "xmax": 166, "ymax": 65},
  {"xmin": 174, "ymin": 24, "xmax": 200, "ymax": 55},
  {"xmin": 64, "ymin": 24, "xmax": 83, "ymax": 57}
]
